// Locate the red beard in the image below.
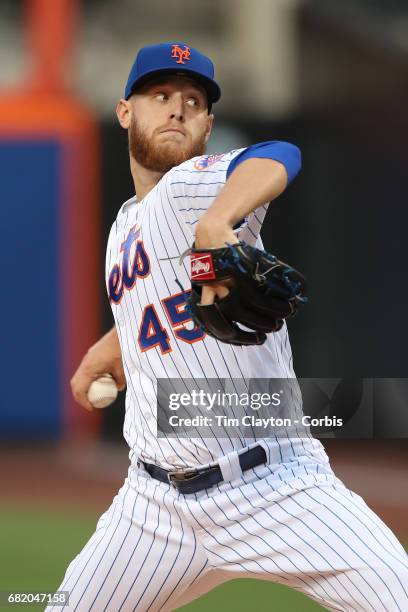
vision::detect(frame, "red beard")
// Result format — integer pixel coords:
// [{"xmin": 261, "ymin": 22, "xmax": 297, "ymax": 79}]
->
[{"xmin": 129, "ymin": 116, "xmax": 207, "ymax": 173}]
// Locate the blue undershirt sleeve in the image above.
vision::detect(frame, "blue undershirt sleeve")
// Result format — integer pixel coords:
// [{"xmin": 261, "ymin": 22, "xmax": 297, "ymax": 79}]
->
[{"xmin": 226, "ymin": 141, "xmax": 301, "ymax": 184}]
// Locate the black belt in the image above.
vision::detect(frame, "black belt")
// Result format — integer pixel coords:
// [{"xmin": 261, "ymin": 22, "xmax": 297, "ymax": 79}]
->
[{"xmin": 140, "ymin": 445, "xmax": 267, "ymax": 494}]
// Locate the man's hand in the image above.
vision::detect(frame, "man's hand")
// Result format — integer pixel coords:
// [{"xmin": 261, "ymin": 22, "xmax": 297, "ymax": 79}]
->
[
  {"xmin": 195, "ymin": 217, "xmax": 237, "ymax": 306},
  {"xmin": 70, "ymin": 327, "xmax": 126, "ymax": 411}
]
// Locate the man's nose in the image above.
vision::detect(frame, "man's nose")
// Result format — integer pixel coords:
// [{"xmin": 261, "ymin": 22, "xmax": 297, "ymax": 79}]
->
[{"xmin": 169, "ymin": 95, "xmax": 185, "ymax": 121}]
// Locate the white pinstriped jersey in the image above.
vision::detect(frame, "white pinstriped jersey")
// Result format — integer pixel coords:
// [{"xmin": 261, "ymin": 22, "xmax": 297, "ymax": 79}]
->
[
  {"xmin": 49, "ymin": 150, "xmax": 408, "ymax": 612},
  {"xmin": 106, "ymin": 149, "xmax": 328, "ymax": 471}
]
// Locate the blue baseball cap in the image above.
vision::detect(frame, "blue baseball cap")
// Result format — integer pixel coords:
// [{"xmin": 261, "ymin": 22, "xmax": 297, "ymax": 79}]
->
[{"xmin": 124, "ymin": 42, "xmax": 221, "ymax": 110}]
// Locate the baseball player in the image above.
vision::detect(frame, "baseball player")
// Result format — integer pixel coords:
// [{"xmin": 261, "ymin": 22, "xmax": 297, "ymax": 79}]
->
[{"xmin": 50, "ymin": 42, "xmax": 408, "ymax": 611}]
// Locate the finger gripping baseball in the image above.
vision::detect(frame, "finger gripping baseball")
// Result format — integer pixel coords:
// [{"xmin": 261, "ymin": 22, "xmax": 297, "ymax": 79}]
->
[{"xmin": 188, "ymin": 242, "xmax": 307, "ymax": 346}]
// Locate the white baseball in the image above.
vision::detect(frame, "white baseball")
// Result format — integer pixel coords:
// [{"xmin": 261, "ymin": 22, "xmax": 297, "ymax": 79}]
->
[{"xmin": 87, "ymin": 374, "xmax": 118, "ymax": 409}]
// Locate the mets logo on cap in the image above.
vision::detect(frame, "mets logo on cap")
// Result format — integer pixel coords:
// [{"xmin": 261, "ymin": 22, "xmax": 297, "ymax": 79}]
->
[{"xmin": 171, "ymin": 44, "xmax": 191, "ymax": 65}]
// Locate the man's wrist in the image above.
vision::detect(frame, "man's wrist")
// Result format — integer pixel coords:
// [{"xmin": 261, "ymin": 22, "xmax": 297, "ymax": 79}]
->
[{"xmin": 195, "ymin": 216, "xmax": 237, "ymax": 249}]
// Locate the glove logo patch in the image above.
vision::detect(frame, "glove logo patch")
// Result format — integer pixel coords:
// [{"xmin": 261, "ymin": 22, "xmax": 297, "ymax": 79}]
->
[{"xmin": 190, "ymin": 253, "xmax": 215, "ymax": 281}]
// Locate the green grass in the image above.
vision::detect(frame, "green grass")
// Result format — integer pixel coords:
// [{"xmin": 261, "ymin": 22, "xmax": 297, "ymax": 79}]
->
[
  {"xmin": 0, "ymin": 506, "xmax": 96, "ymax": 610},
  {"xmin": 5, "ymin": 504, "xmax": 403, "ymax": 611},
  {"xmin": 179, "ymin": 578, "xmax": 323, "ymax": 611}
]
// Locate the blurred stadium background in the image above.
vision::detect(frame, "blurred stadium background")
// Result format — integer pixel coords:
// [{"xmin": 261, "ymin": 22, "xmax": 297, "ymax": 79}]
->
[{"xmin": 0, "ymin": 0, "xmax": 407, "ymax": 610}]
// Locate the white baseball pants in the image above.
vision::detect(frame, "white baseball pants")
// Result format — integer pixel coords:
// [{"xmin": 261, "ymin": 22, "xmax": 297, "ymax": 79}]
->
[{"xmin": 46, "ymin": 461, "xmax": 408, "ymax": 612}]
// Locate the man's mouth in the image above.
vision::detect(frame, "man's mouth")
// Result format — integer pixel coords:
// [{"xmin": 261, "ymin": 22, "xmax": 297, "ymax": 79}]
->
[{"xmin": 160, "ymin": 128, "xmax": 185, "ymax": 136}]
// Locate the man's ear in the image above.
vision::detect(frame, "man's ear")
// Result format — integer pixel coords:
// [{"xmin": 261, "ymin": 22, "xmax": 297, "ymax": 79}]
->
[
  {"xmin": 204, "ymin": 113, "xmax": 214, "ymax": 143},
  {"xmin": 116, "ymin": 99, "xmax": 131, "ymax": 129}
]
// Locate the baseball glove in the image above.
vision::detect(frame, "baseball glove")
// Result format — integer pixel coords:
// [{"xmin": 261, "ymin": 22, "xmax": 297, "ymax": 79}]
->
[{"xmin": 187, "ymin": 242, "xmax": 307, "ymax": 346}]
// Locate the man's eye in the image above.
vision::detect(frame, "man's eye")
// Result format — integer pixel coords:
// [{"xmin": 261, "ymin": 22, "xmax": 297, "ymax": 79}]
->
[
  {"xmin": 154, "ymin": 93, "xmax": 168, "ymax": 102},
  {"xmin": 186, "ymin": 98, "xmax": 199, "ymax": 108}
]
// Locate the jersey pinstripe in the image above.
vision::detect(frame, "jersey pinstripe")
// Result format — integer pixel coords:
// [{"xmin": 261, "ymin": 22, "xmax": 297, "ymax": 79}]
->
[{"xmin": 105, "ymin": 150, "xmax": 328, "ymax": 472}]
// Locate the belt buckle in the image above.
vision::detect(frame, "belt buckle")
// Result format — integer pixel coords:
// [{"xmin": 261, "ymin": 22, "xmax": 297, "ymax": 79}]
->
[{"xmin": 167, "ymin": 467, "xmax": 198, "ymax": 484}]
